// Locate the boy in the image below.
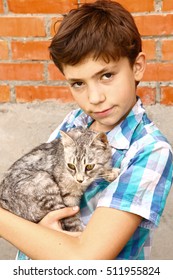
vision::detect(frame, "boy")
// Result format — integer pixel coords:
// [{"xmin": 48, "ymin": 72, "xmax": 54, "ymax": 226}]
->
[{"xmin": 0, "ymin": 0, "xmax": 172, "ymax": 260}]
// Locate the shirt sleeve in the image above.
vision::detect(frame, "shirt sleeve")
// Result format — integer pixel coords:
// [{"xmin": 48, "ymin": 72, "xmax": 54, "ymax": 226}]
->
[{"xmin": 97, "ymin": 141, "xmax": 173, "ymax": 229}]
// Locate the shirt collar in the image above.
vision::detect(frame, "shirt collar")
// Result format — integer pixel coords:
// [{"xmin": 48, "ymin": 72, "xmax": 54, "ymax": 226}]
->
[
  {"xmin": 108, "ymin": 99, "xmax": 145, "ymax": 149},
  {"xmin": 73, "ymin": 98, "xmax": 145, "ymax": 150}
]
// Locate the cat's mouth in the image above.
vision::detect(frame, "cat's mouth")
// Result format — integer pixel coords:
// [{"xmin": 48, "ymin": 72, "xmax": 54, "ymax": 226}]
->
[{"xmin": 74, "ymin": 178, "xmax": 90, "ymax": 188}]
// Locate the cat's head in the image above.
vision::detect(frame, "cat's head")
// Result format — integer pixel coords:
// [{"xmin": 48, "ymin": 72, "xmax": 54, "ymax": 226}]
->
[{"xmin": 60, "ymin": 128, "xmax": 111, "ymax": 188}]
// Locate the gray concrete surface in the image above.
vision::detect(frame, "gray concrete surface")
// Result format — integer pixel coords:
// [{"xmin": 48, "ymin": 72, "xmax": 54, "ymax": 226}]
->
[{"xmin": 0, "ymin": 101, "xmax": 172, "ymax": 260}]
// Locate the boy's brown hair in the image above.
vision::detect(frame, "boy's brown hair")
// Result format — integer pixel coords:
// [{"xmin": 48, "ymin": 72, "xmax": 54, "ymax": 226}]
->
[{"xmin": 49, "ymin": 0, "xmax": 142, "ymax": 73}]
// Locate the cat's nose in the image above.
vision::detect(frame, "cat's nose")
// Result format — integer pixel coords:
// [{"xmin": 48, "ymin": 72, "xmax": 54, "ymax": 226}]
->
[
  {"xmin": 76, "ymin": 175, "xmax": 84, "ymax": 183},
  {"xmin": 77, "ymin": 179, "xmax": 83, "ymax": 183}
]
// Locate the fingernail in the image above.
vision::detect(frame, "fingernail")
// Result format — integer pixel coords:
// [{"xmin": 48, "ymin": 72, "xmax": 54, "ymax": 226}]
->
[{"xmin": 73, "ymin": 206, "xmax": 79, "ymax": 211}]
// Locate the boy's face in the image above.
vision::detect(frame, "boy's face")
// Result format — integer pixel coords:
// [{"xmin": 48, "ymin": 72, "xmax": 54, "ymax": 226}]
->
[{"xmin": 63, "ymin": 54, "xmax": 146, "ymax": 132}]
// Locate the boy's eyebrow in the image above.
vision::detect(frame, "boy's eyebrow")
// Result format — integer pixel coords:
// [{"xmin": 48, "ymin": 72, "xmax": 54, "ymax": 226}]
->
[{"xmin": 67, "ymin": 66, "xmax": 115, "ymax": 82}]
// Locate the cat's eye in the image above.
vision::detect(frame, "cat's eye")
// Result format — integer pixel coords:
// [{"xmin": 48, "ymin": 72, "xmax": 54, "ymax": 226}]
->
[
  {"xmin": 67, "ymin": 163, "xmax": 76, "ymax": 170},
  {"xmin": 85, "ymin": 164, "xmax": 95, "ymax": 171}
]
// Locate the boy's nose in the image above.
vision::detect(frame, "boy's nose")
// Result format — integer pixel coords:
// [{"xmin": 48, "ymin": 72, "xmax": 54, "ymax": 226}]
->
[{"xmin": 88, "ymin": 85, "xmax": 105, "ymax": 104}]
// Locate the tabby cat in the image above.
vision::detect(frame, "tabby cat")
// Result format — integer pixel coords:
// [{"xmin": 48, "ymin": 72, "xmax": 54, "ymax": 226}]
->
[{"xmin": 0, "ymin": 128, "xmax": 119, "ymax": 231}]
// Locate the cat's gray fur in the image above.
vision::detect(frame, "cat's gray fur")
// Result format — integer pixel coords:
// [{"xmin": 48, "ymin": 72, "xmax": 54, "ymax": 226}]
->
[{"xmin": 0, "ymin": 128, "xmax": 119, "ymax": 231}]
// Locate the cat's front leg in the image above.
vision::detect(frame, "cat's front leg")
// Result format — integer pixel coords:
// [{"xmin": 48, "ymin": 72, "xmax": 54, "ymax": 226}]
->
[
  {"xmin": 103, "ymin": 168, "xmax": 120, "ymax": 182},
  {"xmin": 61, "ymin": 213, "xmax": 83, "ymax": 232}
]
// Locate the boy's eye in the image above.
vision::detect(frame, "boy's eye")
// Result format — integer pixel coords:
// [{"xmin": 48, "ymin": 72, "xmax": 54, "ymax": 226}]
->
[
  {"xmin": 85, "ymin": 164, "xmax": 95, "ymax": 171},
  {"xmin": 67, "ymin": 163, "xmax": 76, "ymax": 170},
  {"xmin": 71, "ymin": 81, "xmax": 84, "ymax": 88},
  {"xmin": 102, "ymin": 73, "xmax": 113, "ymax": 80}
]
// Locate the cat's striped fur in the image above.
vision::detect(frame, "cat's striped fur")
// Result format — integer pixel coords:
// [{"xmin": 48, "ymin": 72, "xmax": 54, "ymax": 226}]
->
[{"xmin": 0, "ymin": 128, "xmax": 119, "ymax": 231}]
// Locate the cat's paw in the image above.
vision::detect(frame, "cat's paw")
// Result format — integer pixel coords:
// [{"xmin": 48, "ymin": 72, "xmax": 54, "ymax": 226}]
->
[{"xmin": 107, "ymin": 168, "xmax": 120, "ymax": 182}]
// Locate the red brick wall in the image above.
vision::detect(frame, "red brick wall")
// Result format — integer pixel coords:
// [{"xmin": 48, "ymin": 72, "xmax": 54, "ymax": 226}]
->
[{"xmin": 0, "ymin": 0, "xmax": 173, "ymax": 105}]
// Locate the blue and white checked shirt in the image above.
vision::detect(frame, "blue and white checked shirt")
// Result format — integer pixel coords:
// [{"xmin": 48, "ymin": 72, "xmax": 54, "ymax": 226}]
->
[{"xmin": 17, "ymin": 98, "xmax": 173, "ymax": 260}]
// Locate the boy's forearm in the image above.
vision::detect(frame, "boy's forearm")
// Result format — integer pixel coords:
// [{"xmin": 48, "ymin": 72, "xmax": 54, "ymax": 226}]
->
[
  {"xmin": 0, "ymin": 208, "xmax": 80, "ymax": 260},
  {"xmin": 0, "ymin": 207, "xmax": 142, "ymax": 260}
]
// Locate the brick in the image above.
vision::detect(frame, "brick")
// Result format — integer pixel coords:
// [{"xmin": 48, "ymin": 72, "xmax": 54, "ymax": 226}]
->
[
  {"xmin": 162, "ymin": 0, "xmax": 173, "ymax": 11},
  {"xmin": 12, "ymin": 41, "xmax": 50, "ymax": 60},
  {"xmin": 0, "ymin": 41, "xmax": 8, "ymax": 60},
  {"xmin": 143, "ymin": 64, "xmax": 157, "ymax": 81},
  {"xmin": 156, "ymin": 63, "xmax": 173, "ymax": 81},
  {"xmin": 80, "ymin": 0, "xmax": 154, "ymax": 12},
  {"xmin": 8, "ymin": 0, "xmax": 78, "ymax": 14},
  {"xmin": 0, "ymin": 63, "xmax": 44, "ymax": 80},
  {"xmin": 0, "ymin": 86, "xmax": 10, "ymax": 102},
  {"xmin": 143, "ymin": 63, "xmax": 173, "ymax": 82},
  {"xmin": 137, "ymin": 87, "xmax": 156, "ymax": 105},
  {"xmin": 161, "ymin": 87, "xmax": 173, "ymax": 105},
  {"xmin": 0, "ymin": 17, "xmax": 45, "ymax": 37},
  {"xmin": 16, "ymin": 86, "xmax": 74, "ymax": 102},
  {"xmin": 48, "ymin": 64, "xmax": 65, "ymax": 81},
  {"xmin": 0, "ymin": 0, "xmax": 3, "ymax": 13},
  {"xmin": 135, "ymin": 15, "xmax": 173, "ymax": 36},
  {"xmin": 142, "ymin": 40, "xmax": 156, "ymax": 60},
  {"xmin": 162, "ymin": 40, "xmax": 173, "ymax": 60}
]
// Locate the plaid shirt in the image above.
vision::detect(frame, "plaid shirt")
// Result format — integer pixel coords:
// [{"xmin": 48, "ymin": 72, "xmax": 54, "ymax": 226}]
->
[{"xmin": 17, "ymin": 98, "xmax": 173, "ymax": 260}]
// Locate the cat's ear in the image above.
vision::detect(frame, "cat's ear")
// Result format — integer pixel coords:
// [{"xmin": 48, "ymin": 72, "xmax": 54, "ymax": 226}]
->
[
  {"xmin": 60, "ymin": 130, "xmax": 75, "ymax": 147},
  {"xmin": 90, "ymin": 132, "xmax": 108, "ymax": 148}
]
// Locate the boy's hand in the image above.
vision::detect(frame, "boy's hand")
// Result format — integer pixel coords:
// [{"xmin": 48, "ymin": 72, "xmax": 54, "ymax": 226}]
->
[{"xmin": 39, "ymin": 206, "xmax": 81, "ymax": 237}]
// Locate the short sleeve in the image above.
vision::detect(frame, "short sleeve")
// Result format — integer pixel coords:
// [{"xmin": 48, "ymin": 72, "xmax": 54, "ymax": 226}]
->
[{"xmin": 97, "ymin": 141, "xmax": 173, "ymax": 229}]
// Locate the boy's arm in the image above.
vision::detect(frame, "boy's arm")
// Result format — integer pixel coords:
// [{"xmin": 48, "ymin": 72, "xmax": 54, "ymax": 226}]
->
[
  {"xmin": 74, "ymin": 207, "xmax": 142, "ymax": 260},
  {"xmin": 0, "ymin": 206, "xmax": 141, "ymax": 259}
]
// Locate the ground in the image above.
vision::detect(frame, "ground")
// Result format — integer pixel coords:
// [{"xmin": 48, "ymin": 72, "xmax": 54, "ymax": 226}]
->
[{"xmin": 0, "ymin": 100, "xmax": 172, "ymax": 259}]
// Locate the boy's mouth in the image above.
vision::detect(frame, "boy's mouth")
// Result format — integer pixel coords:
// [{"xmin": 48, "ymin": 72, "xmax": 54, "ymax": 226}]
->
[{"xmin": 93, "ymin": 107, "xmax": 114, "ymax": 118}]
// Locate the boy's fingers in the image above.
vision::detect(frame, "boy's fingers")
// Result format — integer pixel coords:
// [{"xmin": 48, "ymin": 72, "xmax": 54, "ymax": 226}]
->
[{"xmin": 44, "ymin": 206, "xmax": 80, "ymax": 221}]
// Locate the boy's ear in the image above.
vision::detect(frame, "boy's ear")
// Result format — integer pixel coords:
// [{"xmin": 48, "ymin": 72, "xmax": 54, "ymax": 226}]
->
[{"xmin": 133, "ymin": 52, "xmax": 146, "ymax": 82}]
